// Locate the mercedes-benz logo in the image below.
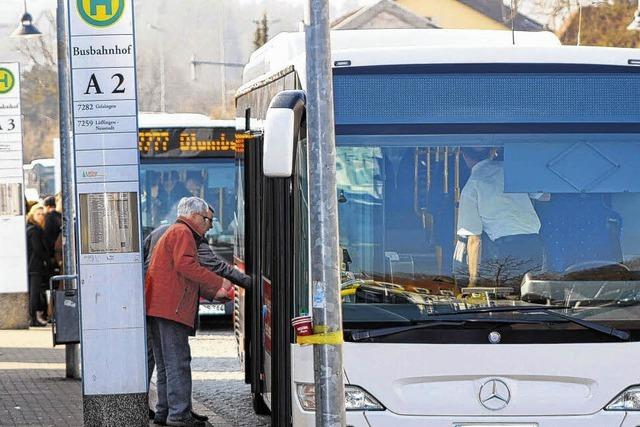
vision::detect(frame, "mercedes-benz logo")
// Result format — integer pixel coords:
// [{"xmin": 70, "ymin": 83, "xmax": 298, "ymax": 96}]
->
[
  {"xmin": 478, "ymin": 379, "xmax": 511, "ymax": 410},
  {"xmin": 488, "ymin": 331, "xmax": 501, "ymax": 344}
]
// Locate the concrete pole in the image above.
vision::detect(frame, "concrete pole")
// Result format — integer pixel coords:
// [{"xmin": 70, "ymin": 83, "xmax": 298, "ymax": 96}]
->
[
  {"xmin": 304, "ymin": 1, "xmax": 346, "ymax": 425},
  {"xmin": 55, "ymin": 0, "xmax": 80, "ymax": 380}
]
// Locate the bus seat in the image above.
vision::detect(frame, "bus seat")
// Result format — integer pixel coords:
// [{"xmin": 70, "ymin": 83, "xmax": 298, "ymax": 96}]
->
[{"xmin": 536, "ymin": 194, "xmax": 623, "ymax": 272}]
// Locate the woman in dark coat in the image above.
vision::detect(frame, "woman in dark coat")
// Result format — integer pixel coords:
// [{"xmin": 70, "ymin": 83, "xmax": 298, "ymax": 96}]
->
[{"xmin": 26, "ymin": 203, "xmax": 48, "ymax": 326}]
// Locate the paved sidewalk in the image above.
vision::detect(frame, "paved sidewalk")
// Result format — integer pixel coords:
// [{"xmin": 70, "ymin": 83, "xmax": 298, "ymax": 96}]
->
[
  {"xmin": 0, "ymin": 328, "xmax": 82, "ymax": 426},
  {"xmin": 0, "ymin": 328, "xmax": 227, "ymax": 426}
]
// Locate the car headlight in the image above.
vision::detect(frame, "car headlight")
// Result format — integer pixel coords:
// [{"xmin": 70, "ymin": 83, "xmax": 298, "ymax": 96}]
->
[
  {"xmin": 296, "ymin": 383, "xmax": 385, "ymax": 411},
  {"xmin": 606, "ymin": 386, "xmax": 640, "ymax": 410}
]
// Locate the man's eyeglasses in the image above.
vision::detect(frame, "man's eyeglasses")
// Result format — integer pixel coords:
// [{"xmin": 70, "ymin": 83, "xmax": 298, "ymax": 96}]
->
[{"xmin": 198, "ymin": 213, "xmax": 213, "ymax": 224}]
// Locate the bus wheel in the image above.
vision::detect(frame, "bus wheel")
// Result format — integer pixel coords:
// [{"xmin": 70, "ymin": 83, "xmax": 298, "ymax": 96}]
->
[{"xmin": 252, "ymin": 392, "xmax": 270, "ymax": 415}]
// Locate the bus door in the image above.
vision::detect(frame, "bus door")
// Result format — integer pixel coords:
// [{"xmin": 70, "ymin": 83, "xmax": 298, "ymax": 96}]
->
[
  {"xmin": 244, "ymin": 133, "xmax": 295, "ymax": 424},
  {"xmin": 242, "ymin": 134, "xmax": 265, "ymax": 408}
]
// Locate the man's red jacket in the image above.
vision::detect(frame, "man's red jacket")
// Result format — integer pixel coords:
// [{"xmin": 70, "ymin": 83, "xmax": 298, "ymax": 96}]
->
[{"xmin": 145, "ymin": 216, "xmax": 224, "ymax": 327}]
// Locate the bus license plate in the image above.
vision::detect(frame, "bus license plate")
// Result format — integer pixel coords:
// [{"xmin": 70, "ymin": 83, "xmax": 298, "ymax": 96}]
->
[{"xmin": 199, "ymin": 304, "xmax": 225, "ymax": 315}]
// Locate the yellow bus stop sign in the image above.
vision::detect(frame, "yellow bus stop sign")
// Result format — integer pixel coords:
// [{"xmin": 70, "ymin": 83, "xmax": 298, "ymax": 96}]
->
[
  {"xmin": 77, "ymin": 0, "xmax": 125, "ymax": 28},
  {"xmin": 0, "ymin": 68, "xmax": 15, "ymax": 95}
]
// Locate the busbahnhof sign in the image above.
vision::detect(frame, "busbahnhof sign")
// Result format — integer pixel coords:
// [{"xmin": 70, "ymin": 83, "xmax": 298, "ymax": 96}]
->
[
  {"xmin": 66, "ymin": 0, "xmax": 147, "ymax": 422},
  {"xmin": 0, "ymin": 63, "xmax": 28, "ymax": 329}
]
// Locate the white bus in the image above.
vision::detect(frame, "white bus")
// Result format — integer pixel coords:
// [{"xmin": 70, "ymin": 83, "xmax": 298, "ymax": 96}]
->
[
  {"xmin": 23, "ymin": 158, "xmax": 56, "ymax": 200},
  {"xmin": 138, "ymin": 112, "xmax": 238, "ymax": 316},
  {"xmin": 234, "ymin": 29, "xmax": 640, "ymax": 426}
]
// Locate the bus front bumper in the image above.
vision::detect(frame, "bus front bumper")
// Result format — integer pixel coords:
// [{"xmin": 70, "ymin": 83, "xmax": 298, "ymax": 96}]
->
[{"xmin": 293, "ymin": 409, "xmax": 639, "ymax": 427}]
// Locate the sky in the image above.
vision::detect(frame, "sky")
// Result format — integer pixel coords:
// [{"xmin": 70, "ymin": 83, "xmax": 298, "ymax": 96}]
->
[
  {"xmin": 2, "ymin": 1, "xmax": 614, "ymax": 67},
  {"xmin": 0, "ymin": 0, "xmax": 383, "ymax": 62},
  {"xmin": 1, "ymin": 0, "xmax": 587, "ymax": 33},
  {"xmin": 2, "ymin": 0, "xmax": 380, "ymax": 27},
  {"xmin": 0, "ymin": 0, "xmax": 357, "ymax": 61}
]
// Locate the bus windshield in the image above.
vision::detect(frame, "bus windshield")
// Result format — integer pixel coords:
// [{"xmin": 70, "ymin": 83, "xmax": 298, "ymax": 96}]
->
[
  {"xmin": 335, "ymin": 135, "xmax": 640, "ymax": 325},
  {"xmin": 139, "ymin": 161, "xmax": 236, "ymax": 255}
]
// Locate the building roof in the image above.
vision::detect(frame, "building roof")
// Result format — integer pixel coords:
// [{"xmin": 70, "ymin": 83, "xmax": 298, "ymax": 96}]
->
[
  {"xmin": 138, "ymin": 112, "xmax": 235, "ymax": 129},
  {"xmin": 332, "ymin": 0, "xmax": 438, "ymax": 30},
  {"xmin": 457, "ymin": 0, "xmax": 544, "ymax": 31},
  {"xmin": 24, "ymin": 158, "xmax": 56, "ymax": 169}
]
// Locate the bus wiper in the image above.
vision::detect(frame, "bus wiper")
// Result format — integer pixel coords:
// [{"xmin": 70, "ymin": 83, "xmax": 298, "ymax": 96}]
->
[
  {"xmin": 350, "ymin": 321, "xmax": 464, "ymax": 341},
  {"xmin": 350, "ymin": 306, "xmax": 630, "ymax": 341},
  {"xmin": 537, "ymin": 308, "xmax": 629, "ymax": 340},
  {"xmin": 432, "ymin": 305, "xmax": 630, "ymax": 341},
  {"xmin": 349, "ymin": 318, "xmax": 543, "ymax": 342}
]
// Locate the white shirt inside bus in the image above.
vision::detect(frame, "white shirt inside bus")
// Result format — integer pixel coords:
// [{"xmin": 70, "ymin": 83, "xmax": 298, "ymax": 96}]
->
[
  {"xmin": 456, "ymin": 156, "xmax": 541, "ymax": 286},
  {"xmin": 457, "ymin": 159, "xmax": 541, "ymax": 241}
]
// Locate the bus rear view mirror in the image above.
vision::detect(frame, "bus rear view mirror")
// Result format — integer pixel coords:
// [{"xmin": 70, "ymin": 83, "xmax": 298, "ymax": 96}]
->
[
  {"xmin": 264, "ymin": 108, "xmax": 294, "ymax": 177},
  {"xmin": 263, "ymin": 90, "xmax": 306, "ymax": 178}
]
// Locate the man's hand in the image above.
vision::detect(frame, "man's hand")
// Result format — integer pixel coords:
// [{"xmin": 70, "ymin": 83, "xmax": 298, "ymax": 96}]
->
[
  {"xmin": 222, "ymin": 278, "xmax": 233, "ymax": 291},
  {"xmin": 214, "ymin": 287, "xmax": 230, "ymax": 301},
  {"xmin": 199, "ymin": 278, "xmax": 233, "ymax": 301},
  {"xmin": 216, "ymin": 279, "xmax": 234, "ymax": 301}
]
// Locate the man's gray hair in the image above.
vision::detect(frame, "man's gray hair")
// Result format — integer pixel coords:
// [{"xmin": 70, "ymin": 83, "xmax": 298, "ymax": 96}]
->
[{"xmin": 177, "ymin": 196, "xmax": 208, "ymax": 217}]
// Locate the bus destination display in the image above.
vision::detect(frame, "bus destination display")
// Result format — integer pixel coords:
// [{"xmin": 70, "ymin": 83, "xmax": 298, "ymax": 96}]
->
[{"xmin": 138, "ymin": 127, "xmax": 236, "ymax": 158}]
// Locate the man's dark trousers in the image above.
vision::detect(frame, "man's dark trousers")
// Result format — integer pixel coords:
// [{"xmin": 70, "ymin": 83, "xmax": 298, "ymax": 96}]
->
[{"xmin": 147, "ymin": 316, "xmax": 193, "ymax": 422}]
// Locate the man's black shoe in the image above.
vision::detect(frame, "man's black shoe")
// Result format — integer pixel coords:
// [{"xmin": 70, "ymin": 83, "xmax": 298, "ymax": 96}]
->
[
  {"xmin": 166, "ymin": 416, "xmax": 205, "ymax": 427},
  {"xmin": 190, "ymin": 410, "xmax": 208, "ymax": 422},
  {"xmin": 149, "ymin": 409, "xmax": 156, "ymax": 420},
  {"xmin": 153, "ymin": 415, "xmax": 167, "ymax": 426},
  {"xmin": 154, "ymin": 411, "xmax": 205, "ymax": 426}
]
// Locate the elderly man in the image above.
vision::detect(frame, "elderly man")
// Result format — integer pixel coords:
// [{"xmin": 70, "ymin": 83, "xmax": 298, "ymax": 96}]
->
[
  {"xmin": 146, "ymin": 197, "xmax": 232, "ymax": 427},
  {"xmin": 143, "ymin": 203, "xmax": 250, "ymax": 422},
  {"xmin": 143, "ymin": 205, "xmax": 250, "ymax": 289}
]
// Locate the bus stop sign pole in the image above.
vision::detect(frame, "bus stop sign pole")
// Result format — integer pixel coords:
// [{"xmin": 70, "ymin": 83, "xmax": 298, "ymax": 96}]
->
[
  {"xmin": 55, "ymin": 0, "xmax": 80, "ymax": 380},
  {"xmin": 305, "ymin": 0, "xmax": 347, "ymax": 425}
]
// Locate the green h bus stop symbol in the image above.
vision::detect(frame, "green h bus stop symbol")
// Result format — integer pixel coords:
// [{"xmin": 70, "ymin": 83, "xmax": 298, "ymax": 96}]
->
[
  {"xmin": 0, "ymin": 68, "xmax": 15, "ymax": 95},
  {"xmin": 77, "ymin": 0, "xmax": 125, "ymax": 27}
]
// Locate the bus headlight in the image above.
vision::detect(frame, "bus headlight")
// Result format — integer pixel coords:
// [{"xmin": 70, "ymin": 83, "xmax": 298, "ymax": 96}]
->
[
  {"xmin": 606, "ymin": 386, "xmax": 640, "ymax": 410},
  {"xmin": 296, "ymin": 383, "xmax": 385, "ymax": 411}
]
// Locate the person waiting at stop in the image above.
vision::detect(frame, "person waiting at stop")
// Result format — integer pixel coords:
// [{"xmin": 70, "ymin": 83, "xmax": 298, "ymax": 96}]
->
[
  {"xmin": 145, "ymin": 197, "xmax": 230, "ymax": 427},
  {"xmin": 26, "ymin": 203, "xmax": 49, "ymax": 326},
  {"xmin": 455, "ymin": 147, "xmax": 543, "ymax": 288},
  {"xmin": 144, "ymin": 197, "xmax": 250, "ymax": 426},
  {"xmin": 42, "ymin": 195, "xmax": 62, "ymax": 279}
]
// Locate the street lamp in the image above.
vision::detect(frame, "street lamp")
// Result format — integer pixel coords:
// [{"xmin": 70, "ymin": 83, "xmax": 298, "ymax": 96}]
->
[
  {"xmin": 628, "ymin": 0, "xmax": 640, "ymax": 31},
  {"xmin": 189, "ymin": 56, "xmax": 244, "ymax": 117},
  {"xmin": 10, "ymin": 0, "xmax": 42, "ymax": 38}
]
